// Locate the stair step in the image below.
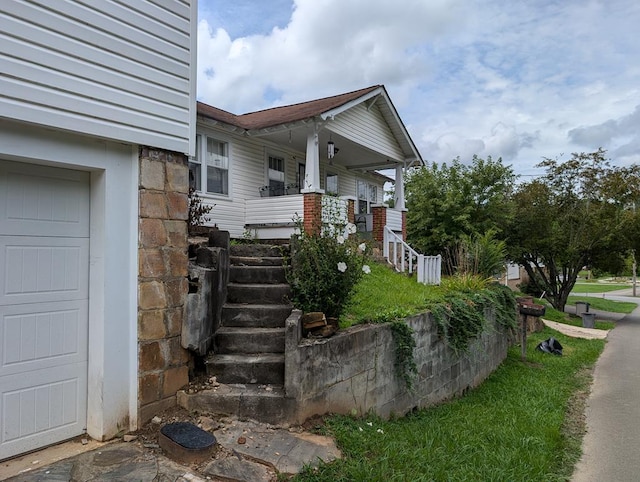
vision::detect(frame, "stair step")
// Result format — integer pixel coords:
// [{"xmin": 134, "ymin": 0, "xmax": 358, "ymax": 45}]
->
[
  {"xmin": 222, "ymin": 303, "xmax": 292, "ymax": 328},
  {"xmin": 226, "ymin": 283, "xmax": 291, "ymax": 304},
  {"xmin": 230, "ymin": 244, "xmax": 288, "ymax": 258},
  {"xmin": 215, "ymin": 327, "xmax": 285, "ymax": 354},
  {"xmin": 178, "ymin": 384, "xmax": 294, "ymax": 425},
  {"xmin": 229, "ymin": 265, "xmax": 287, "ymax": 284},
  {"xmin": 206, "ymin": 353, "xmax": 284, "ymax": 385},
  {"xmin": 230, "ymin": 255, "xmax": 285, "ymax": 267}
]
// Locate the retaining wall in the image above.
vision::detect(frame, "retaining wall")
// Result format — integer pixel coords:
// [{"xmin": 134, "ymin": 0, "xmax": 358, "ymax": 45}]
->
[{"xmin": 285, "ymin": 309, "xmax": 512, "ymax": 422}]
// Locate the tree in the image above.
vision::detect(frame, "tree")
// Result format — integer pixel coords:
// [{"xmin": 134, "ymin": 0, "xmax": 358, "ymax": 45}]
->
[
  {"xmin": 507, "ymin": 149, "xmax": 640, "ymax": 311},
  {"xmin": 405, "ymin": 156, "xmax": 516, "ymax": 264}
]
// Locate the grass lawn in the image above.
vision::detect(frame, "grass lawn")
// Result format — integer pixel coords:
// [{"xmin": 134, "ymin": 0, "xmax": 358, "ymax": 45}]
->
[
  {"xmin": 566, "ymin": 296, "xmax": 637, "ymax": 314},
  {"xmin": 296, "ymin": 329, "xmax": 604, "ymax": 481},
  {"xmin": 541, "ymin": 304, "xmax": 615, "ymax": 331},
  {"xmin": 339, "ymin": 262, "xmax": 441, "ymax": 328},
  {"xmin": 571, "ymin": 283, "xmax": 629, "ymax": 293}
]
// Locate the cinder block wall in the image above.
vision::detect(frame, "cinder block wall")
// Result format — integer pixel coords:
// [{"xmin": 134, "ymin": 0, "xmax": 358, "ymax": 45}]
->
[
  {"xmin": 286, "ymin": 310, "xmax": 512, "ymax": 422},
  {"xmin": 137, "ymin": 147, "xmax": 191, "ymax": 423}
]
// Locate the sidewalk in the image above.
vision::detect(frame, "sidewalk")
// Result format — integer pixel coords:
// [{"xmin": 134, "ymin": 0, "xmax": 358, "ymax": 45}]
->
[
  {"xmin": 0, "ymin": 417, "xmax": 341, "ymax": 482},
  {"xmin": 572, "ymin": 303, "xmax": 640, "ymax": 481}
]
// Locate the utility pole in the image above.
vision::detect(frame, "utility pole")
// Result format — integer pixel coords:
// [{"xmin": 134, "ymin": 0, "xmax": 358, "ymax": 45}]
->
[{"xmin": 633, "ymin": 250, "xmax": 637, "ymax": 297}]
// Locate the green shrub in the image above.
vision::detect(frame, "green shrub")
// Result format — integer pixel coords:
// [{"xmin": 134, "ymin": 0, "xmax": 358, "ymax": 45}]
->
[
  {"xmin": 287, "ymin": 218, "xmax": 371, "ymax": 318},
  {"xmin": 429, "ymin": 283, "xmax": 516, "ymax": 354}
]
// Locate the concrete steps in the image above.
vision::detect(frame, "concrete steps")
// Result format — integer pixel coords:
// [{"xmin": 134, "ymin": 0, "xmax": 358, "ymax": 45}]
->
[
  {"xmin": 206, "ymin": 244, "xmax": 292, "ymax": 386},
  {"xmin": 229, "ymin": 265, "xmax": 287, "ymax": 284},
  {"xmin": 215, "ymin": 327, "xmax": 285, "ymax": 354},
  {"xmin": 221, "ymin": 303, "xmax": 293, "ymax": 328},
  {"xmin": 206, "ymin": 353, "xmax": 285, "ymax": 385},
  {"xmin": 178, "ymin": 383, "xmax": 295, "ymax": 425}
]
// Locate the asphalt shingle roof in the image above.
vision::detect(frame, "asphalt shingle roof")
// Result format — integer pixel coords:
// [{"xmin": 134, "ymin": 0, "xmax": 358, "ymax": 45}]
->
[{"xmin": 197, "ymin": 85, "xmax": 381, "ymax": 130}]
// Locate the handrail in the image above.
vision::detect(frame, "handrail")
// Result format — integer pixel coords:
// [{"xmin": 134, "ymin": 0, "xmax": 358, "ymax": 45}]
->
[{"xmin": 383, "ymin": 226, "xmax": 441, "ymax": 285}]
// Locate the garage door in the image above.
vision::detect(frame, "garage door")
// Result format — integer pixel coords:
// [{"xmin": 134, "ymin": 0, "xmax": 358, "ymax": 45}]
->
[{"xmin": 0, "ymin": 160, "xmax": 89, "ymax": 460}]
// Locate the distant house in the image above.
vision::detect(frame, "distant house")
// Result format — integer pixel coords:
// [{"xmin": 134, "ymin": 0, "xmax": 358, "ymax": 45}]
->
[
  {"xmin": 0, "ymin": 0, "xmax": 196, "ymax": 459},
  {"xmin": 193, "ymin": 85, "xmax": 423, "ymax": 242}
]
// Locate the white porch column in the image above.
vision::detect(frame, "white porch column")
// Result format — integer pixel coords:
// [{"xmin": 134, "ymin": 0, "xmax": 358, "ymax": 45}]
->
[
  {"xmin": 394, "ymin": 163, "xmax": 406, "ymax": 210},
  {"xmin": 302, "ymin": 124, "xmax": 323, "ymax": 193}
]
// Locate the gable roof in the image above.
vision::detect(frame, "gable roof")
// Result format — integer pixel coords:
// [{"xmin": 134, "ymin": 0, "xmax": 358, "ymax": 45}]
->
[
  {"xmin": 197, "ymin": 86, "xmax": 380, "ymax": 130},
  {"xmin": 197, "ymin": 85, "xmax": 423, "ymax": 165}
]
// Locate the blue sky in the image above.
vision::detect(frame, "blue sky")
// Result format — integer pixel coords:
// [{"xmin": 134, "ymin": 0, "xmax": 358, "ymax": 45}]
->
[{"xmin": 197, "ymin": 0, "xmax": 640, "ymax": 176}]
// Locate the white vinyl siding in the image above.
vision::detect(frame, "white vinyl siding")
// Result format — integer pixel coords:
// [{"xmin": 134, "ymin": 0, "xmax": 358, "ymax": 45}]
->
[
  {"xmin": 195, "ymin": 121, "xmax": 387, "ymax": 238},
  {"xmin": 329, "ymin": 103, "xmax": 405, "ymax": 161},
  {"xmin": 0, "ymin": 0, "xmax": 196, "ymax": 155},
  {"xmin": 245, "ymin": 196, "xmax": 304, "ymax": 226}
]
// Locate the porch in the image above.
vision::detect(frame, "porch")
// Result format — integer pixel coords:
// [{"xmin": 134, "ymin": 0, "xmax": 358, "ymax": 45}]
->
[
  {"xmin": 244, "ymin": 193, "xmax": 441, "ymax": 285},
  {"xmin": 244, "ymin": 193, "xmax": 397, "ymax": 241}
]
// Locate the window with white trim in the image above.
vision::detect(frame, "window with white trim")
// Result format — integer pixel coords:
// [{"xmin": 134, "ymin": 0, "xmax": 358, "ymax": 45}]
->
[
  {"xmin": 189, "ymin": 133, "xmax": 229, "ymax": 195},
  {"xmin": 357, "ymin": 179, "xmax": 378, "ymax": 213},
  {"xmin": 268, "ymin": 154, "xmax": 285, "ymax": 196},
  {"xmin": 326, "ymin": 172, "xmax": 338, "ymax": 195}
]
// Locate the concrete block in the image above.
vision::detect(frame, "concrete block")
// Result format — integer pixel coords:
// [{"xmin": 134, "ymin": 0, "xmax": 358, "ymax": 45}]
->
[
  {"xmin": 209, "ymin": 229, "xmax": 230, "ymax": 249},
  {"xmin": 183, "ymin": 265, "xmax": 215, "ymax": 355}
]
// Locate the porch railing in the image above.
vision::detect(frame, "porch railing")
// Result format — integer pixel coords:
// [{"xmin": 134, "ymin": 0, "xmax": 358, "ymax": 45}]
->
[{"xmin": 383, "ymin": 226, "xmax": 441, "ymax": 285}]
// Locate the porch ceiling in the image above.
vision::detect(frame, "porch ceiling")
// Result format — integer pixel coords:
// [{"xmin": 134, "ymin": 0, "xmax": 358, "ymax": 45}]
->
[{"xmin": 252, "ymin": 127, "xmax": 403, "ymax": 173}]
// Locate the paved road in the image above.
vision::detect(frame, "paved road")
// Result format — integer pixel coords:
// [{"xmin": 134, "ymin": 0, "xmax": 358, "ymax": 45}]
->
[{"xmin": 572, "ymin": 297, "xmax": 640, "ymax": 481}]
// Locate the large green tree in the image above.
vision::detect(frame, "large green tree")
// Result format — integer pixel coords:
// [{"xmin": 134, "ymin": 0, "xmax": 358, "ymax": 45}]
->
[
  {"xmin": 507, "ymin": 149, "xmax": 640, "ymax": 311},
  {"xmin": 405, "ymin": 155, "xmax": 516, "ymax": 261}
]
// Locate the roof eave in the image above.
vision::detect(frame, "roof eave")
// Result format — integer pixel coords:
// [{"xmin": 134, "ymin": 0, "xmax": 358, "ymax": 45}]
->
[{"xmin": 320, "ymin": 87, "xmax": 384, "ymax": 120}]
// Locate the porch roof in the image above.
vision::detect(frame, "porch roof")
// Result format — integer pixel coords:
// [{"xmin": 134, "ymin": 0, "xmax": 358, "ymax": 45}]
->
[{"xmin": 197, "ymin": 85, "xmax": 424, "ymax": 173}]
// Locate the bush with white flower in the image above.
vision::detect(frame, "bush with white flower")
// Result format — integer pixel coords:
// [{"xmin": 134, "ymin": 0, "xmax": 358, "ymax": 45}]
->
[{"xmin": 287, "ymin": 215, "xmax": 371, "ymax": 319}]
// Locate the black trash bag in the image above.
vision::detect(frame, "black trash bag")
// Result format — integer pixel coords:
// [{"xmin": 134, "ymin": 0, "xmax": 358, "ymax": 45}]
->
[{"xmin": 537, "ymin": 337, "xmax": 563, "ymax": 356}]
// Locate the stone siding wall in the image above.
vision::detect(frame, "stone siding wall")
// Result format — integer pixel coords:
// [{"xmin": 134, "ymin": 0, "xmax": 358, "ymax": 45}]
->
[
  {"xmin": 285, "ymin": 310, "xmax": 511, "ymax": 422},
  {"xmin": 138, "ymin": 147, "xmax": 191, "ymax": 423}
]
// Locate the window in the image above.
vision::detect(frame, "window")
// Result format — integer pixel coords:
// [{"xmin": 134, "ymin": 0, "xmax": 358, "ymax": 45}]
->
[
  {"xmin": 357, "ymin": 179, "xmax": 378, "ymax": 213},
  {"xmin": 326, "ymin": 172, "xmax": 338, "ymax": 195},
  {"xmin": 268, "ymin": 154, "xmax": 285, "ymax": 196},
  {"xmin": 189, "ymin": 134, "xmax": 229, "ymax": 195}
]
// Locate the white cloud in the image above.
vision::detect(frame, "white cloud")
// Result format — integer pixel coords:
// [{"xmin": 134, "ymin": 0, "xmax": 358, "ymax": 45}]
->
[
  {"xmin": 197, "ymin": 0, "xmax": 640, "ymax": 173},
  {"xmin": 568, "ymin": 105, "xmax": 640, "ymax": 165}
]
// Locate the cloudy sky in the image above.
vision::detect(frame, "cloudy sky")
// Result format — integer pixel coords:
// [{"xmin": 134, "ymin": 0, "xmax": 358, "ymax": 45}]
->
[{"xmin": 197, "ymin": 0, "xmax": 640, "ymax": 176}]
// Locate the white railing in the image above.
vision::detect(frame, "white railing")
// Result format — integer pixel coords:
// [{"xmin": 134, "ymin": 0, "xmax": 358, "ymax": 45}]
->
[
  {"xmin": 321, "ymin": 196, "xmax": 348, "ymax": 225},
  {"xmin": 383, "ymin": 226, "xmax": 441, "ymax": 285}
]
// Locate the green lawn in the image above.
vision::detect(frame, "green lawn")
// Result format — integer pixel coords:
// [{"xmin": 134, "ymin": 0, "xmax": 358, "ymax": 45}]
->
[
  {"xmin": 571, "ymin": 283, "xmax": 629, "ymax": 293},
  {"xmin": 340, "ymin": 262, "xmax": 441, "ymax": 328},
  {"xmin": 296, "ymin": 329, "xmax": 604, "ymax": 481},
  {"xmin": 540, "ymin": 303, "xmax": 615, "ymax": 330},
  {"xmin": 567, "ymin": 296, "xmax": 637, "ymax": 314}
]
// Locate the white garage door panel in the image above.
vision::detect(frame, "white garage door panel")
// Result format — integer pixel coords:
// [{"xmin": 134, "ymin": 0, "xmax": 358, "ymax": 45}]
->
[
  {"xmin": 0, "ymin": 159, "xmax": 89, "ymax": 460},
  {"xmin": 0, "ymin": 161, "xmax": 90, "ymax": 237},
  {"xmin": 0, "ymin": 237, "xmax": 89, "ymax": 306},
  {"xmin": 0, "ymin": 300, "xmax": 88, "ymax": 378},
  {"xmin": 0, "ymin": 363, "xmax": 86, "ymax": 456}
]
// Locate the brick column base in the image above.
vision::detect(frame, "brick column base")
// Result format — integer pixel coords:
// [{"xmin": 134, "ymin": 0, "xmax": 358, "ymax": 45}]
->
[
  {"xmin": 303, "ymin": 192, "xmax": 323, "ymax": 235},
  {"xmin": 372, "ymin": 206, "xmax": 387, "ymax": 242},
  {"xmin": 402, "ymin": 210, "xmax": 407, "ymax": 241},
  {"xmin": 347, "ymin": 199, "xmax": 355, "ymax": 225}
]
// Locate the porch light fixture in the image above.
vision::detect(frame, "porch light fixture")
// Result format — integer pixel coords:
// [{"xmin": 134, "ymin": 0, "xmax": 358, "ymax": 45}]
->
[{"xmin": 327, "ymin": 139, "xmax": 335, "ymax": 160}]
